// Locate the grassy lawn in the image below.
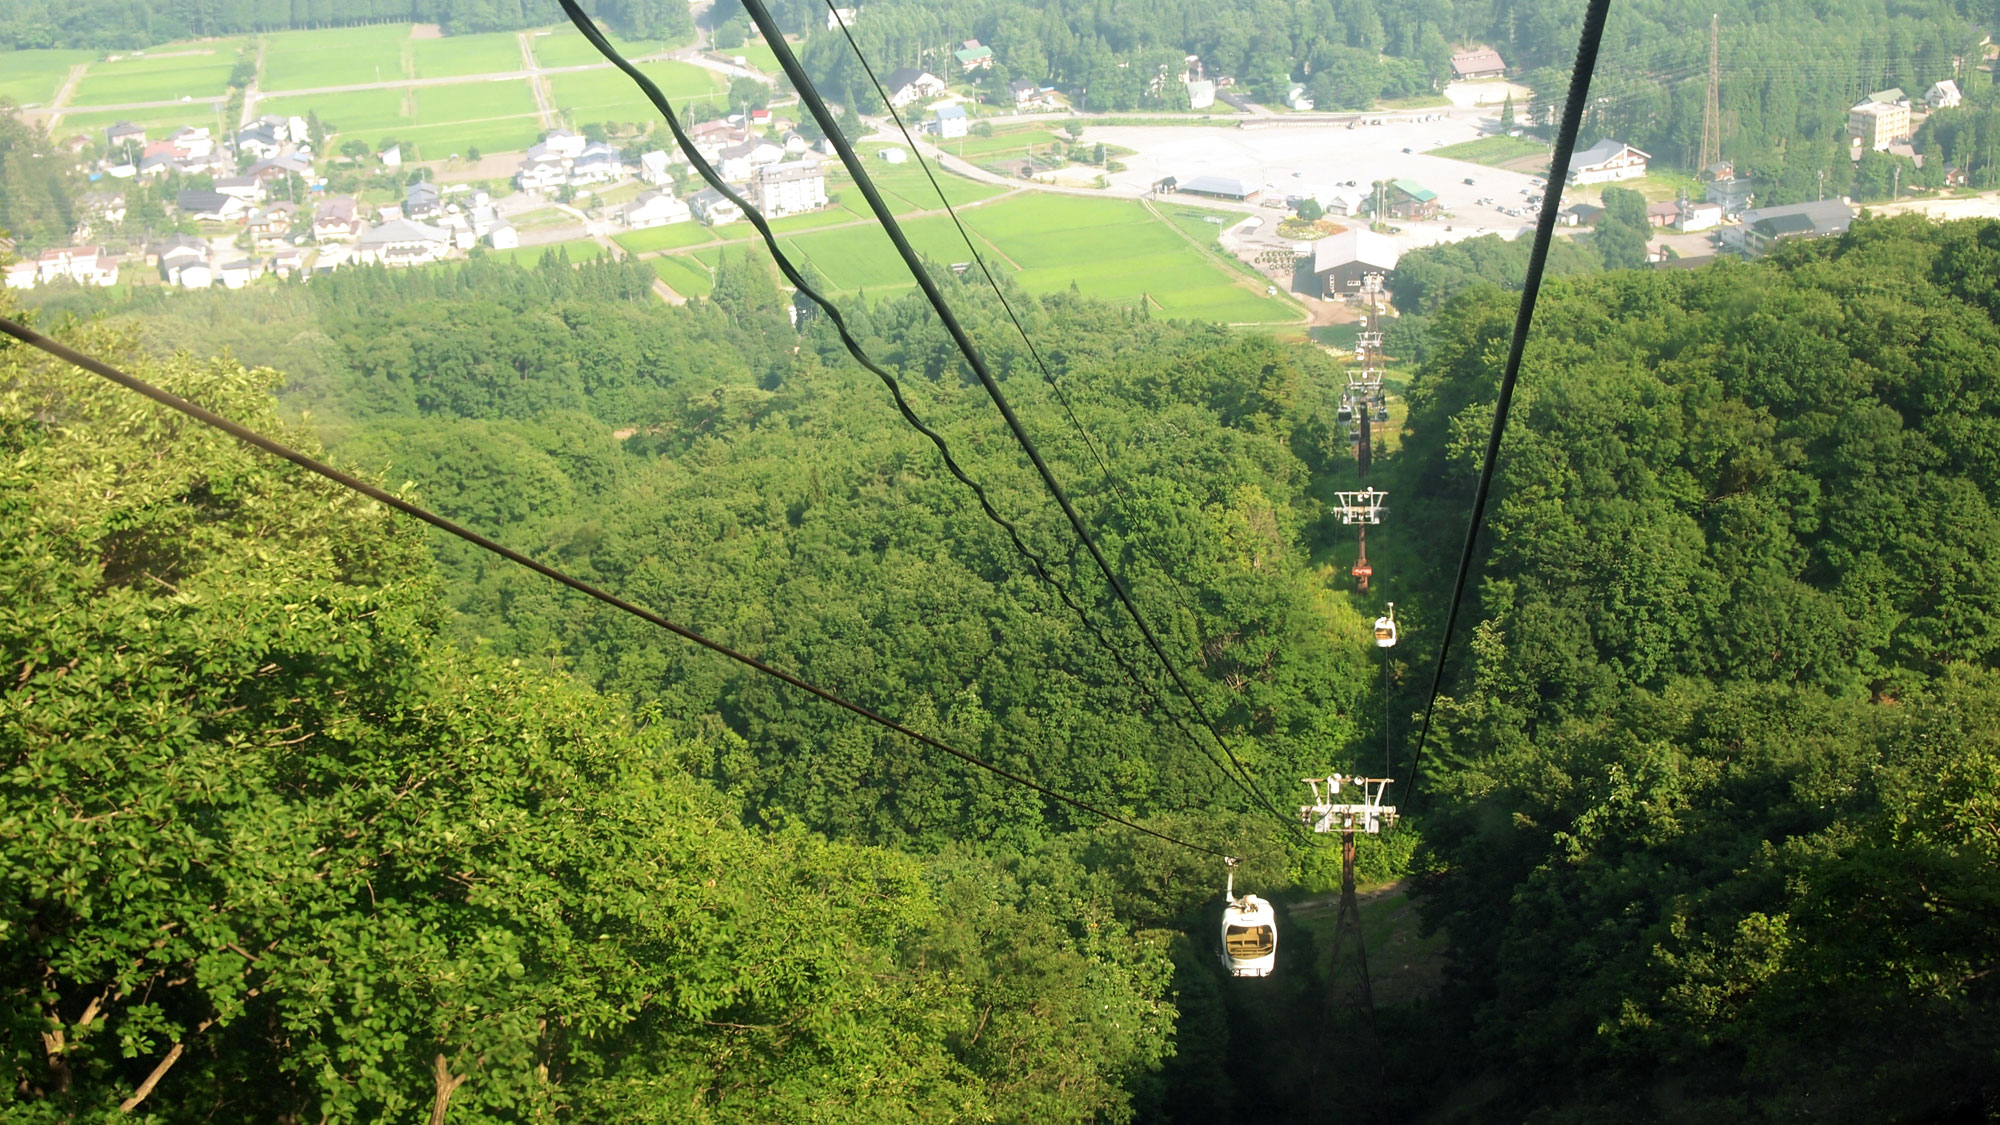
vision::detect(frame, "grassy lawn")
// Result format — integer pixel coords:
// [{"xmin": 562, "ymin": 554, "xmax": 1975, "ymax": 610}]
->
[
  {"xmin": 377, "ymin": 117, "xmax": 544, "ymax": 159},
  {"xmin": 410, "ymin": 32, "xmax": 523, "ymax": 78},
  {"xmin": 60, "ymin": 104, "xmax": 228, "ymax": 138},
  {"xmin": 840, "ymin": 152, "xmax": 1011, "ymax": 214},
  {"xmin": 0, "ymin": 48, "xmax": 95, "ymax": 107},
  {"xmin": 1377, "ymin": 92, "xmax": 1452, "ymax": 109},
  {"xmin": 649, "ymin": 253, "xmax": 713, "ymax": 297},
  {"xmin": 613, "ymin": 222, "xmax": 717, "ymax": 253},
  {"xmin": 486, "ymin": 239, "xmax": 605, "ymax": 266},
  {"xmin": 529, "ymin": 27, "xmax": 684, "ymax": 69},
  {"xmin": 512, "ymin": 207, "xmax": 580, "ymax": 230},
  {"xmin": 1432, "ymin": 134, "xmax": 1551, "ymax": 168},
  {"xmin": 70, "ymin": 47, "xmax": 240, "ymax": 105},
  {"xmin": 548, "ymin": 61, "xmax": 724, "ymax": 122},
  {"xmin": 261, "ymin": 25, "xmax": 412, "ymax": 91},
  {"xmin": 730, "ymin": 41, "xmax": 782, "ymax": 74},
  {"xmin": 1597, "ymin": 171, "xmax": 1700, "ymax": 203}
]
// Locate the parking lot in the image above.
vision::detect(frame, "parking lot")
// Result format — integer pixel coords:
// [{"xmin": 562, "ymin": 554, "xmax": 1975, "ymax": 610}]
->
[{"xmin": 1081, "ymin": 116, "xmax": 1548, "ymax": 256}]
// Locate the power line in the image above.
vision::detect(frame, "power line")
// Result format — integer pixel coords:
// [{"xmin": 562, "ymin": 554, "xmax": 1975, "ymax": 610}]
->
[
  {"xmin": 549, "ymin": 0, "xmax": 1285, "ymax": 825},
  {"xmin": 1400, "ymin": 0, "xmax": 1613, "ymax": 805},
  {"xmin": 734, "ymin": 0, "xmax": 1304, "ymax": 836},
  {"xmin": 0, "ymin": 312, "xmax": 1233, "ymax": 860}
]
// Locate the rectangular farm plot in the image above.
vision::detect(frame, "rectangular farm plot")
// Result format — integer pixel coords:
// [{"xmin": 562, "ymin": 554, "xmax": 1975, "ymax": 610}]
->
[
  {"xmin": 410, "ymin": 32, "xmax": 523, "ymax": 78},
  {"xmin": 529, "ymin": 27, "xmax": 679, "ymax": 69},
  {"xmin": 260, "ymin": 25, "xmax": 412, "ymax": 92},
  {"xmin": 262, "ymin": 88, "xmax": 410, "ymax": 135},
  {"xmin": 649, "ymin": 254, "xmax": 713, "ymax": 297},
  {"xmin": 61, "ymin": 104, "xmax": 229, "ymax": 139},
  {"xmin": 548, "ymin": 62, "xmax": 723, "ymax": 123},
  {"xmin": 0, "ymin": 49, "xmax": 95, "ymax": 108},
  {"xmin": 613, "ymin": 222, "xmax": 719, "ymax": 253},
  {"xmin": 414, "ymin": 79, "xmax": 538, "ymax": 123},
  {"xmin": 69, "ymin": 47, "xmax": 240, "ymax": 106}
]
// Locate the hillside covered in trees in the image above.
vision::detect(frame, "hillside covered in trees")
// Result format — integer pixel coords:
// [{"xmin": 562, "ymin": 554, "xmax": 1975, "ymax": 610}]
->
[{"xmin": 6, "ymin": 215, "xmax": 2000, "ymax": 1120}]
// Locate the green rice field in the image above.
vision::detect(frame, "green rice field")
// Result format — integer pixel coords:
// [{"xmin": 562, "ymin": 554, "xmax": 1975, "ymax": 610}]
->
[
  {"xmin": 68, "ymin": 43, "xmax": 242, "ymax": 105},
  {"xmin": 486, "ymin": 239, "xmax": 607, "ymax": 266},
  {"xmin": 410, "ymin": 32, "xmax": 523, "ymax": 78},
  {"xmin": 547, "ymin": 61, "xmax": 724, "ymax": 121},
  {"xmin": 260, "ymin": 25, "xmax": 410, "ymax": 92},
  {"xmin": 729, "ymin": 42, "xmax": 782, "ymax": 74},
  {"xmin": 644, "ymin": 190, "xmax": 1301, "ymax": 325},
  {"xmin": 60, "ymin": 104, "xmax": 229, "ymax": 139},
  {"xmin": 261, "ymin": 79, "xmax": 540, "ymax": 158},
  {"xmin": 529, "ymin": 27, "xmax": 681, "ymax": 69},
  {"xmin": 612, "ymin": 222, "xmax": 719, "ymax": 253},
  {"xmin": 0, "ymin": 49, "xmax": 95, "ymax": 107},
  {"xmin": 649, "ymin": 253, "xmax": 713, "ymax": 297}
]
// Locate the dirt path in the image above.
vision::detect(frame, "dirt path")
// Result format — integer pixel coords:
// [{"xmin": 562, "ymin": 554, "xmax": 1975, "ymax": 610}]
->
[
  {"xmin": 40, "ymin": 64, "xmax": 90, "ymax": 129},
  {"xmin": 518, "ymin": 32, "xmax": 557, "ymax": 129}
]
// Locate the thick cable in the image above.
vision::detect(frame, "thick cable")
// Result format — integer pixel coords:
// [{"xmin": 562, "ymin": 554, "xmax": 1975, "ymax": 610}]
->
[
  {"xmin": 1399, "ymin": 0, "xmax": 1612, "ymax": 804},
  {"xmin": 0, "ymin": 314, "xmax": 1229, "ymax": 859},
  {"xmin": 559, "ymin": 1, "xmax": 1298, "ymax": 835},
  {"xmin": 734, "ymin": 0, "xmax": 1301, "ymax": 835}
]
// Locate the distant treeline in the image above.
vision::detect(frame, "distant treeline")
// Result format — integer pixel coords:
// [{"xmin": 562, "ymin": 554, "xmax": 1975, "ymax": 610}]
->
[{"xmin": 0, "ymin": 0, "xmax": 689, "ymax": 48}]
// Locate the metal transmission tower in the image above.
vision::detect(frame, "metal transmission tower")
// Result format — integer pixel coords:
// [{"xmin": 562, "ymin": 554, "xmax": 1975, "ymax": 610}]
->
[
  {"xmin": 1301, "ymin": 774, "xmax": 1398, "ymax": 1121},
  {"xmin": 1700, "ymin": 14, "xmax": 1721, "ymax": 171},
  {"xmin": 1341, "ymin": 272, "xmax": 1390, "ymax": 590}
]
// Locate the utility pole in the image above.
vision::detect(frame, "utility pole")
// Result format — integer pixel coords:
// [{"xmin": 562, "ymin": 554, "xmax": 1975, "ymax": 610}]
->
[{"xmin": 1700, "ymin": 14, "xmax": 1721, "ymax": 172}]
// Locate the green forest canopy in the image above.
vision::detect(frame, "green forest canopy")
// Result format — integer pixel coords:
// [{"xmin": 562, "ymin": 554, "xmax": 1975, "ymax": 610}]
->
[{"xmin": 6, "ymin": 214, "xmax": 2000, "ymax": 1119}]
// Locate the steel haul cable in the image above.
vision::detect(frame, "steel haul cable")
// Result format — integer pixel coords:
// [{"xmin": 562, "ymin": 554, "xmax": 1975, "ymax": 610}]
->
[
  {"xmin": 556, "ymin": 0, "xmax": 1303, "ymax": 837},
  {"xmin": 0, "ymin": 313, "xmax": 1230, "ymax": 859},
  {"xmin": 723, "ymin": 0, "xmax": 1303, "ymax": 836}
]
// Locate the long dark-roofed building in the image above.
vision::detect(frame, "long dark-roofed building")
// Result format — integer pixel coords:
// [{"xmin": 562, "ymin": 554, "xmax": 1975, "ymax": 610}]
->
[{"xmin": 1178, "ymin": 175, "xmax": 1260, "ymax": 202}]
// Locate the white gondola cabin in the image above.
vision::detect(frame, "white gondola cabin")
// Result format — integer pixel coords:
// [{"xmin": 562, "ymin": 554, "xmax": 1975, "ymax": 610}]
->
[
  {"xmin": 1374, "ymin": 602, "xmax": 1397, "ymax": 648},
  {"xmin": 1220, "ymin": 861, "xmax": 1277, "ymax": 977}
]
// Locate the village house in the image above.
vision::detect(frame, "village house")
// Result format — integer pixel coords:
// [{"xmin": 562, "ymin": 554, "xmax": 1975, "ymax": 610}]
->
[
  {"xmin": 619, "ymin": 189, "xmax": 693, "ymax": 229},
  {"xmin": 354, "ymin": 218, "xmax": 452, "ymax": 267},
  {"xmin": 486, "ymin": 222, "xmax": 519, "ymax": 250},
  {"xmin": 690, "ymin": 187, "xmax": 745, "ymax": 225},
  {"xmin": 177, "ymin": 190, "xmax": 248, "ymax": 223},
  {"xmin": 755, "ymin": 161, "xmax": 828, "ymax": 217},
  {"xmin": 1646, "ymin": 200, "xmax": 1680, "ymax": 228},
  {"xmin": 883, "ymin": 68, "xmax": 946, "ymax": 109},
  {"xmin": 1312, "ymin": 228, "xmax": 1400, "ymax": 297},
  {"xmin": 517, "ymin": 155, "xmax": 567, "ymax": 192},
  {"xmin": 153, "ymin": 233, "xmax": 210, "ymax": 286},
  {"xmin": 1567, "ymin": 139, "xmax": 1649, "ymax": 185},
  {"xmin": 215, "ymin": 176, "xmax": 264, "ymax": 204},
  {"xmin": 247, "ymin": 202, "xmax": 299, "ymax": 248},
  {"xmin": 1726, "ymin": 199, "xmax": 1853, "ymax": 255},
  {"xmin": 640, "ymin": 150, "xmax": 674, "ymax": 185},
  {"xmin": 313, "ymin": 197, "xmax": 363, "ymax": 242},
  {"xmin": 9, "ymin": 246, "xmax": 118, "ymax": 288},
  {"xmin": 1676, "ymin": 199, "xmax": 1725, "ymax": 232},
  {"xmin": 933, "ymin": 103, "xmax": 969, "ymax": 139},
  {"xmin": 1007, "ymin": 78, "xmax": 1041, "ymax": 107},
  {"xmin": 234, "ymin": 122, "xmax": 286, "ymax": 161},
  {"xmin": 955, "ymin": 39, "xmax": 994, "ymax": 73},
  {"xmin": 104, "ymin": 121, "xmax": 146, "ymax": 148},
  {"xmin": 1701, "ymin": 160, "xmax": 1735, "ymax": 182},
  {"xmin": 77, "ymin": 191, "xmax": 127, "ymax": 225},
  {"xmin": 541, "ymin": 129, "xmax": 587, "ymax": 160},
  {"xmin": 269, "ymin": 247, "xmax": 306, "ymax": 277},
  {"xmin": 1319, "ymin": 188, "xmax": 1369, "ymax": 218},
  {"xmin": 568, "ymin": 142, "xmax": 624, "ymax": 185},
  {"xmin": 248, "ymin": 154, "xmax": 314, "ymax": 185},
  {"xmin": 168, "ymin": 126, "xmax": 214, "ymax": 159},
  {"xmin": 1927, "ymin": 79, "xmax": 1962, "ymax": 109},
  {"xmin": 1450, "ymin": 47, "xmax": 1507, "ymax": 80},
  {"xmin": 405, "ymin": 180, "xmax": 442, "ymax": 220},
  {"xmin": 1849, "ymin": 99, "xmax": 1911, "ymax": 150},
  {"xmin": 1560, "ymin": 202, "xmax": 1604, "ymax": 227},
  {"xmin": 1386, "ymin": 178, "xmax": 1440, "ymax": 219},
  {"xmin": 217, "ymin": 258, "xmax": 265, "ymax": 289}
]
